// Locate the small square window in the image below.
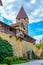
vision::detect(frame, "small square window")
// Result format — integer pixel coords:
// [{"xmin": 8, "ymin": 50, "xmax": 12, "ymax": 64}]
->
[
  {"xmin": 10, "ymin": 28, "xmax": 12, "ymax": 31},
  {"xmin": 18, "ymin": 18, "xmax": 20, "ymax": 20},
  {"xmin": 24, "ymin": 18, "xmax": 26, "ymax": 20},
  {"xmin": 9, "ymin": 35, "xmax": 12, "ymax": 38}
]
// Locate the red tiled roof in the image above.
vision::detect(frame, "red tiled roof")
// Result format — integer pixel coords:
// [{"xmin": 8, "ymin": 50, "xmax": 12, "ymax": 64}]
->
[
  {"xmin": 24, "ymin": 34, "xmax": 36, "ymax": 44},
  {"xmin": 0, "ymin": 0, "xmax": 2, "ymax": 6},
  {"xmin": 10, "ymin": 23, "xmax": 20, "ymax": 27},
  {"xmin": 16, "ymin": 6, "xmax": 28, "ymax": 19}
]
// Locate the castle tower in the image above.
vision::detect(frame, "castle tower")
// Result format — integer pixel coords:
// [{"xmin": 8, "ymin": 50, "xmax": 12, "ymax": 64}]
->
[
  {"xmin": 0, "ymin": 0, "xmax": 2, "ymax": 6},
  {"xmin": 16, "ymin": 6, "xmax": 28, "ymax": 35}
]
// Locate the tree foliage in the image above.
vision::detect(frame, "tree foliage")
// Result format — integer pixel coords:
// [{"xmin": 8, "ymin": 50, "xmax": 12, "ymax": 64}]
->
[
  {"xmin": 36, "ymin": 42, "xmax": 43, "ymax": 49},
  {"xmin": 0, "ymin": 37, "xmax": 13, "ymax": 63}
]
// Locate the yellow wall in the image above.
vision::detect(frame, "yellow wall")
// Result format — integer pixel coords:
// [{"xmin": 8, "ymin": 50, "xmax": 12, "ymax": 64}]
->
[{"xmin": 0, "ymin": 31, "xmax": 36, "ymax": 57}]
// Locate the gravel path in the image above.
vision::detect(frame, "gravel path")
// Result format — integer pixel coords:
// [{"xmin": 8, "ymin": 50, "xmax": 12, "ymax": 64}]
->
[{"xmin": 13, "ymin": 60, "xmax": 43, "ymax": 65}]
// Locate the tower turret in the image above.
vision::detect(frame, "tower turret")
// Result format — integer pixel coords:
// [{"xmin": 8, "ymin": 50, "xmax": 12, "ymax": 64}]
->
[{"xmin": 16, "ymin": 6, "xmax": 28, "ymax": 35}]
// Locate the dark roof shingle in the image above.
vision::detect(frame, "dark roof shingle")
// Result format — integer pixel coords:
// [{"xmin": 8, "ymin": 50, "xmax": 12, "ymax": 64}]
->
[{"xmin": 16, "ymin": 6, "xmax": 28, "ymax": 19}]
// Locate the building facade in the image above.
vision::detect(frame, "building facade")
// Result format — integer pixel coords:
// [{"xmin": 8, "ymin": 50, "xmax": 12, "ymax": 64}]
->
[{"xmin": 0, "ymin": 6, "xmax": 36, "ymax": 57}]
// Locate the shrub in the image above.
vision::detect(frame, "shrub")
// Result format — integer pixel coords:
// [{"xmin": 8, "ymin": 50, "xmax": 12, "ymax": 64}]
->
[
  {"xmin": 0, "ymin": 37, "xmax": 13, "ymax": 63},
  {"xmin": 12, "ymin": 57, "xmax": 29, "ymax": 64},
  {"xmin": 2, "ymin": 57, "xmax": 13, "ymax": 65},
  {"xmin": 31, "ymin": 50, "xmax": 36, "ymax": 59},
  {"xmin": 18, "ymin": 57, "xmax": 28, "ymax": 60},
  {"xmin": 27, "ymin": 50, "xmax": 37, "ymax": 59}
]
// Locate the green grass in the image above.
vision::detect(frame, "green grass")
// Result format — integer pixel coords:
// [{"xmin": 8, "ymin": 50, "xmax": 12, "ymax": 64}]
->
[{"xmin": 0, "ymin": 64, "xmax": 7, "ymax": 65}]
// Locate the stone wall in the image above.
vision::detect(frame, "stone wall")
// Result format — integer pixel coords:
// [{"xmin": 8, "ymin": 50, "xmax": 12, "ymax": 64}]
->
[
  {"xmin": 0, "ymin": 31, "xmax": 36, "ymax": 57},
  {"xmin": 16, "ymin": 18, "xmax": 28, "ymax": 35}
]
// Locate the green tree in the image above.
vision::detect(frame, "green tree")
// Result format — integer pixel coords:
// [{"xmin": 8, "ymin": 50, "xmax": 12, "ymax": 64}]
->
[
  {"xmin": 36, "ymin": 42, "xmax": 43, "ymax": 57},
  {"xmin": 0, "ymin": 37, "xmax": 13, "ymax": 63},
  {"xmin": 36, "ymin": 42, "xmax": 43, "ymax": 49}
]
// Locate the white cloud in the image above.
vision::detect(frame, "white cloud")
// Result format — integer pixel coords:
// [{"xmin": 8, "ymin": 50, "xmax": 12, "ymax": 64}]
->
[
  {"xmin": 29, "ymin": 19, "xmax": 41, "ymax": 24},
  {"xmin": 2, "ymin": 0, "xmax": 15, "ymax": 3},
  {"xmin": 0, "ymin": 17, "xmax": 3, "ymax": 21},
  {"xmin": 33, "ymin": 35, "xmax": 43, "ymax": 43},
  {"xmin": 0, "ymin": 6, "xmax": 3, "ymax": 9},
  {"xmin": 40, "ymin": 14, "xmax": 43, "ymax": 17},
  {"xmin": 29, "ymin": 7, "xmax": 43, "ymax": 24},
  {"xmin": 1, "ymin": 11, "xmax": 16, "ymax": 20},
  {"xmin": 41, "ymin": 8, "xmax": 43, "ymax": 12},
  {"xmin": 0, "ymin": 0, "xmax": 43, "ymax": 24},
  {"xmin": 26, "ymin": 3, "xmax": 31, "ymax": 7},
  {"xmin": 33, "ymin": 35, "xmax": 43, "ymax": 40},
  {"xmin": 0, "ymin": 4, "xmax": 16, "ymax": 21},
  {"xmin": 34, "ymin": 35, "xmax": 43, "ymax": 40},
  {"xmin": 32, "ymin": 8, "xmax": 41, "ymax": 16},
  {"xmin": 29, "ymin": 15, "xmax": 42, "ymax": 24},
  {"xmin": 12, "ymin": 20, "xmax": 16, "ymax": 24},
  {"xmin": 26, "ymin": 0, "xmax": 36, "ymax": 8},
  {"xmin": 6, "ymin": 4, "xmax": 13, "ymax": 10},
  {"xmin": 1, "ymin": 12, "xmax": 15, "ymax": 22},
  {"xmin": 30, "ymin": 0, "xmax": 36, "ymax": 4},
  {"xmin": 0, "ymin": 0, "xmax": 17, "ymax": 24}
]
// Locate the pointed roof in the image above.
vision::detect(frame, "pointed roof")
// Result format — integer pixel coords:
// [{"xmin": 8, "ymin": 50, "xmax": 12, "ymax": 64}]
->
[
  {"xmin": 0, "ymin": 0, "xmax": 2, "ymax": 6},
  {"xmin": 16, "ymin": 6, "xmax": 28, "ymax": 19}
]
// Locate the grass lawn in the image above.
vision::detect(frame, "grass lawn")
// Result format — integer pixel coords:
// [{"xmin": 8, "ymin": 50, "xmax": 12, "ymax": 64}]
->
[{"xmin": 0, "ymin": 64, "xmax": 7, "ymax": 65}]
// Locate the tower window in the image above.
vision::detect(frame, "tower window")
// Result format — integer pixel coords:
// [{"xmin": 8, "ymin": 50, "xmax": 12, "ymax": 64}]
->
[
  {"xmin": 24, "ymin": 18, "xmax": 26, "ymax": 20},
  {"xmin": 18, "ymin": 18, "xmax": 20, "ymax": 20},
  {"xmin": 10, "ymin": 28, "xmax": 12, "ymax": 31},
  {"xmin": 9, "ymin": 35, "xmax": 12, "ymax": 38}
]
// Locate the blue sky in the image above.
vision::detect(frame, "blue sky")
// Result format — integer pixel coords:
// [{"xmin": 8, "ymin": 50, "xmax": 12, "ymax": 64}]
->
[{"xmin": 0, "ymin": 0, "xmax": 43, "ymax": 43}]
